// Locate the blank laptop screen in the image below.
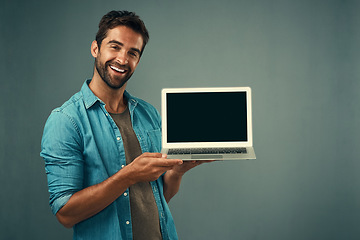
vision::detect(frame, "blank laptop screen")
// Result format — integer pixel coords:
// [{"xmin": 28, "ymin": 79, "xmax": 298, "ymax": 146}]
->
[{"xmin": 166, "ymin": 91, "xmax": 248, "ymax": 143}]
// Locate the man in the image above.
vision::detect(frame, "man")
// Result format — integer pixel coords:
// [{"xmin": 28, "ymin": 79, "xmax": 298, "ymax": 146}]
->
[{"xmin": 41, "ymin": 10, "xmax": 204, "ymax": 240}]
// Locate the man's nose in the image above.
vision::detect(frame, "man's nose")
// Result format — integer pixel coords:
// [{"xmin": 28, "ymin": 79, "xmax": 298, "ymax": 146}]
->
[{"xmin": 116, "ymin": 50, "xmax": 129, "ymax": 64}]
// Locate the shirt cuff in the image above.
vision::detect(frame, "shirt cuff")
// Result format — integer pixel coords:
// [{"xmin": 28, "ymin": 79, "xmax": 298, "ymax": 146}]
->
[{"xmin": 51, "ymin": 193, "xmax": 73, "ymax": 215}]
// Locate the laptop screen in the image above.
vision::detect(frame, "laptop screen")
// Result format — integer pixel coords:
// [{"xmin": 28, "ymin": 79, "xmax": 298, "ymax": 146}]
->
[{"xmin": 166, "ymin": 91, "xmax": 248, "ymax": 143}]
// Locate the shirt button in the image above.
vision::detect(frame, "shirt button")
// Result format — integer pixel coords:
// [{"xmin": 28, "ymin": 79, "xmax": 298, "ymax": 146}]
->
[
  {"xmin": 124, "ymin": 192, "xmax": 128, "ymax": 197},
  {"xmin": 117, "ymin": 137, "xmax": 120, "ymax": 141},
  {"xmin": 126, "ymin": 221, "xmax": 130, "ymax": 225},
  {"xmin": 121, "ymin": 165, "xmax": 125, "ymax": 168}
]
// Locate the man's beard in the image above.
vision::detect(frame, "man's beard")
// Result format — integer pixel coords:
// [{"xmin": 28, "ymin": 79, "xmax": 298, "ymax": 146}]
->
[{"xmin": 95, "ymin": 57, "xmax": 133, "ymax": 89}]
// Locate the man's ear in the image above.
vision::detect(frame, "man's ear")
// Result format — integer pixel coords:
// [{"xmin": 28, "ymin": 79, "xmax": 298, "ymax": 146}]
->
[{"xmin": 91, "ymin": 40, "xmax": 99, "ymax": 58}]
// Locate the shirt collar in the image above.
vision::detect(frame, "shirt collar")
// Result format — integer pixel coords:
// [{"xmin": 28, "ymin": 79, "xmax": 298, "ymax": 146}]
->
[
  {"xmin": 81, "ymin": 79, "xmax": 101, "ymax": 109},
  {"xmin": 124, "ymin": 89, "xmax": 138, "ymax": 114},
  {"xmin": 81, "ymin": 79, "xmax": 138, "ymax": 110}
]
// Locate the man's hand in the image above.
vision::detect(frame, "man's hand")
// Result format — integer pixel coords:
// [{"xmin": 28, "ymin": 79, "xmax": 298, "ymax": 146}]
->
[
  {"xmin": 170, "ymin": 160, "xmax": 213, "ymax": 176},
  {"xmin": 127, "ymin": 152, "xmax": 183, "ymax": 183}
]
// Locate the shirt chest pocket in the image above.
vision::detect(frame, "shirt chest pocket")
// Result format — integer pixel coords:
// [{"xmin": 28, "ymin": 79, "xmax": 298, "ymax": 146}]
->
[{"xmin": 145, "ymin": 128, "xmax": 162, "ymax": 153}]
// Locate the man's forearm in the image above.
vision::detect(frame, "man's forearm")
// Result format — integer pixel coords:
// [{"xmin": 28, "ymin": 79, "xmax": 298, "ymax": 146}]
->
[
  {"xmin": 56, "ymin": 165, "xmax": 135, "ymax": 228},
  {"xmin": 163, "ymin": 170, "xmax": 184, "ymax": 203},
  {"xmin": 55, "ymin": 153, "xmax": 182, "ymax": 228},
  {"xmin": 162, "ymin": 160, "xmax": 212, "ymax": 202}
]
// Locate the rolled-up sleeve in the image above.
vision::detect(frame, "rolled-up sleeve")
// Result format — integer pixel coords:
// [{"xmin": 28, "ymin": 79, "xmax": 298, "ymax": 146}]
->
[{"xmin": 40, "ymin": 110, "xmax": 84, "ymax": 215}]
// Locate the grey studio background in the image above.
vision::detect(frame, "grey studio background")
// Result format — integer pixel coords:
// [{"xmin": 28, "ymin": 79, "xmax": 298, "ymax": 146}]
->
[{"xmin": 1, "ymin": 0, "xmax": 359, "ymax": 239}]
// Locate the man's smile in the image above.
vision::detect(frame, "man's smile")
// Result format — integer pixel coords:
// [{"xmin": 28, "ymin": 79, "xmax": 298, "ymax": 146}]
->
[{"xmin": 109, "ymin": 64, "xmax": 127, "ymax": 73}]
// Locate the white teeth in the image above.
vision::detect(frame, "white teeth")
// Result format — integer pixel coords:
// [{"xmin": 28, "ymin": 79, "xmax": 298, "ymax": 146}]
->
[{"xmin": 110, "ymin": 65, "xmax": 125, "ymax": 73}]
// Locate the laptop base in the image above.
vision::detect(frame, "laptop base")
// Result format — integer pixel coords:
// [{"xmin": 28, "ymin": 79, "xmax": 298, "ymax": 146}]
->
[{"xmin": 162, "ymin": 147, "xmax": 256, "ymax": 161}]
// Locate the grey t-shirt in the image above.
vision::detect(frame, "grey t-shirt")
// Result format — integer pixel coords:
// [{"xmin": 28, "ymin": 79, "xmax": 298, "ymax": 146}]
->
[{"xmin": 110, "ymin": 108, "xmax": 162, "ymax": 240}]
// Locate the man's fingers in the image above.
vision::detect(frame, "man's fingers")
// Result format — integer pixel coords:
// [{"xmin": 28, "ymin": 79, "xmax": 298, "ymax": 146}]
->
[
  {"xmin": 138, "ymin": 152, "xmax": 183, "ymax": 167},
  {"xmin": 156, "ymin": 158, "xmax": 183, "ymax": 167},
  {"xmin": 141, "ymin": 152, "xmax": 164, "ymax": 158}
]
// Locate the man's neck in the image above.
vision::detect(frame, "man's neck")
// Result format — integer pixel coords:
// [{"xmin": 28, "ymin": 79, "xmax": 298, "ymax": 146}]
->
[{"xmin": 89, "ymin": 75, "xmax": 128, "ymax": 114}]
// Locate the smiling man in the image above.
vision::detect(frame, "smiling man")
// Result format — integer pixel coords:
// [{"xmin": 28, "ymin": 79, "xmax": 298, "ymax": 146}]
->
[{"xmin": 40, "ymin": 11, "xmax": 203, "ymax": 240}]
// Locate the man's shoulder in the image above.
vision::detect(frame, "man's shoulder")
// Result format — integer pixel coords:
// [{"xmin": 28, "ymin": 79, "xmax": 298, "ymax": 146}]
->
[
  {"xmin": 51, "ymin": 80, "xmax": 95, "ymax": 116},
  {"xmin": 133, "ymin": 95, "xmax": 154, "ymax": 108},
  {"xmin": 52, "ymin": 91, "xmax": 84, "ymax": 116},
  {"xmin": 128, "ymin": 94, "xmax": 159, "ymax": 115},
  {"xmin": 46, "ymin": 91, "xmax": 92, "ymax": 133}
]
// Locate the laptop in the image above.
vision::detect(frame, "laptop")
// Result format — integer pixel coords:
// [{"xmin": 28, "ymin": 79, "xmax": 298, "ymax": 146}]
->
[{"xmin": 161, "ymin": 87, "xmax": 256, "ymax": 160}]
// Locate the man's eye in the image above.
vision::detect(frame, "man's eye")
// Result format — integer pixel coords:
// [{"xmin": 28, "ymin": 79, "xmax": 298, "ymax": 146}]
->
[
  {"xmin": 111, "ymin": 46, "xmax": 120, "ymax": 50},
  {"xmin": 129, "ymin": 52, "xmax": 138, "ymax": 58}
]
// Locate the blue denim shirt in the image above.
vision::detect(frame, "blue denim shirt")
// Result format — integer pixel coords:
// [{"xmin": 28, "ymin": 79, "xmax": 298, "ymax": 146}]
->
[{"xmin": 40, "ymin": 80, "xmax": 178, "ymax": 240}]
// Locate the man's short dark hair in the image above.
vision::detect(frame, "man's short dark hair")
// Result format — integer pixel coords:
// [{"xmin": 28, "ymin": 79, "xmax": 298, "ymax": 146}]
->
[{"xmin": 95, "ymin": 10, "xmax": 149, "ymax": 54}]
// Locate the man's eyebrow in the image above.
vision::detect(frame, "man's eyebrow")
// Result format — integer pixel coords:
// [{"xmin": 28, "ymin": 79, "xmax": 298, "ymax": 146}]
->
[
  {"xmin": 108, "ymin": 40, "xmax": 141, "ymax": 54},
  {"xmin": 108, "ymin": 40, "xmax": 124, "ymax": 46}
]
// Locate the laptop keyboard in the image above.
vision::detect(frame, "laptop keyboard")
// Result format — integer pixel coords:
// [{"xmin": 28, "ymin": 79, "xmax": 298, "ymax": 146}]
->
[{"xmin": 168, "ymin": 147, "xmax": 247, "ymax": 155}]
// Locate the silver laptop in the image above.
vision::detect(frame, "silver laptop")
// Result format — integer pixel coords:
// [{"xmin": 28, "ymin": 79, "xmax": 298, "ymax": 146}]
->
[{"xmin": 161, "ymin": 87, "xmax": 256, "ymax": 160}]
